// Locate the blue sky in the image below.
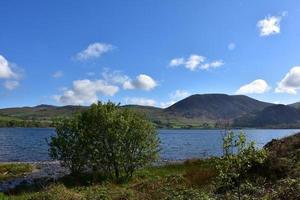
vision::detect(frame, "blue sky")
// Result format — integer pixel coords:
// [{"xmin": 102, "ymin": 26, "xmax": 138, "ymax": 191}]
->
[{"xmin": 0, "ymin": 0, "xmax": 300, "ymax": 108}]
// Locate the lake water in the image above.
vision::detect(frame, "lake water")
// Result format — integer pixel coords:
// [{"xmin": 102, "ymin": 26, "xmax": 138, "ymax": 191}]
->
[{"xmin": 0, "ymin": 128, "xmax": 299, "ymax": 162}]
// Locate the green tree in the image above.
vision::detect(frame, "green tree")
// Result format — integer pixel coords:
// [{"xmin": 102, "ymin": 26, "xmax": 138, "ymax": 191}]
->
[
  {"xmin": 49, "ymin": 101, "xmax": 159, "ymax": 181},
  {"xmin": 216, "ymin": 131, "xmax": 267, "ymax": 200}
]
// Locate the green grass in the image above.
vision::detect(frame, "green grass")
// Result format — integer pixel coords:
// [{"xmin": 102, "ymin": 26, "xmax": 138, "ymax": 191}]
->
[
  {"xmin": 1, "ymin": 159, "xmax": 217, "ymax": 200},
  {"xmin": 0, "ymin": 116, "xmax": 23, "ymax": 122},
  {"xmin": 0, "ymin": 163, "xmax": 33, "ymax": 182}
]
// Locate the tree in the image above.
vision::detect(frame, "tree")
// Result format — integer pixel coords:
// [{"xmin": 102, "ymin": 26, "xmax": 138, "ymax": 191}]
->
[
  {"xmin": 216, "ymin": 131, "xmax": 267, "ymax": 200},
  {"xmin": 49, "ymin": 101, "xmax": 160, "ymax": 181}
]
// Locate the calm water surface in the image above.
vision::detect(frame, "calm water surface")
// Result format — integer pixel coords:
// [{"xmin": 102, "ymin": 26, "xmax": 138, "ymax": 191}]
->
[{"xmin": 0, "ymin": 128, "xmax": 299, "ymax": 162}]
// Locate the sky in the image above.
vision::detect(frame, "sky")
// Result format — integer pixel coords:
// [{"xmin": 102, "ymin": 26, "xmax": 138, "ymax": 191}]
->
[{"xmin": 1, "ymin": 0, "xmax": 300, "ymax": 108}]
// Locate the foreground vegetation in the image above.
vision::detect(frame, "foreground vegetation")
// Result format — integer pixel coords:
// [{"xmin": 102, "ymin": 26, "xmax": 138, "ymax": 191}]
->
[
  {"xmin": 0, "ymin": 133, "xmax": 298, "ymax": 199},
  {"xmin": 0, "ymin": 164, "xmax": 33, "ymax": 182},
  {"xmin": 0, "ymin": 102, "xmax": 299, "ymax": 199}
]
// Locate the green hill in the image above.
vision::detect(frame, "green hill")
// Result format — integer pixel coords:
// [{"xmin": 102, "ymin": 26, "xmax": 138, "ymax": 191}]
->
[
  {"xmin": 1, "ymin": 94, "xmax": 300, "ymax": 128},
  {"xmin": 234, "ymin": 104, "xmax": 300, "ymax": 128},
  {"xmin": 165, "ymin": 94, "xmax": 272, "ymax": 120}
]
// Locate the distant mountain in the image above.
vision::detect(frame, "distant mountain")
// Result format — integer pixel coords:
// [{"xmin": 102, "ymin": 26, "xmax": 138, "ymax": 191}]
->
[
  {"xmin": 1, "ymin": 94, "xmax": 300, "ymax": 128},
  {"xmin": 165, "ymin": 94, "xmax": 272, "ymax": 120},
  {"xmin": 234, "ymin": 104, "xmax": 300, "ymax": 128}
]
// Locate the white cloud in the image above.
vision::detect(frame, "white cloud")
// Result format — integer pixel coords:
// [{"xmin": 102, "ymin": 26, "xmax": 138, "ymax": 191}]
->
[
  {"xmin": 4, "ymin": 80, "xmax": 19, "ymax": 90},
  {"xmin": 76, "ymin": 42, "xmax": 114, "ymax": 60},
  {"xmin": 124, "ymin": 97, "xmax": 156, "ymax": 107},
  {"xmin": 228, "ymin": 43, "xmax": 236, "ymax": 50},
  {"xmin": 169, "ymin": 58, "xmax": 185, "ymax": 67},
  {"xmin": 170, "ymin": 89, "xmax": 190, "ymax": 100},
  {"xmin": 0, "ymin": 55, "xmax": 16, "ymax": 79},
  {"xmin": 0, "ymin": 55, "xmax": 21, "ymax": 90},
  {"xmin": 236, "ymin": 79, "xmax": 270, "ymax": 94},
  {"xmin": 123, "ymin": 74, "xmax": 157, "ymax": 91},
  {"xmin": 160, "ymin": 101, "xmax": 176, "ymax": 108},
  {"xmin": 160, "ymin": 89, "xmax": 190, "ymax": 108},
  {"xmin": 54, "ymin": 79, "xmax": 119, "ymax": 105},
  {"xmin": 200, "ymin": 60, "xmax": 224, "ymax": 70},
  {"xmin": 53, "ymin": 71, "xmax": 63, "ymax": 78},
  {"xmin": 275, "ymin": 66, "xmax": 300, "ymax": 94},
  {"xmin": 169, "ymin": 54, "xmax": 224, "ymax": 71},
  {"xmin": 257, "ymin": 15, "xmax": 284, "ymax": 37},
  {"xmin": 185, "ymin": 55, "xmax": 206, "ymax": 71},
  {"xmin": 102, "ymin": 70, "xmax": 129, "ymax": 85}
]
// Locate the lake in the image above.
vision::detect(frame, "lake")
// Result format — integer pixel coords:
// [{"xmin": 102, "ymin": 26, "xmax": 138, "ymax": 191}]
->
[{"xmin": 0, "ymin": 128, "xmax": 299, "ymax": 162}]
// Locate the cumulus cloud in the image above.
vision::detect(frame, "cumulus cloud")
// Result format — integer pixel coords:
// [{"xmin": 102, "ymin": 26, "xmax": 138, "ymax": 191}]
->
[
  {"xmin": 0, "ymin": 55, "xmax": 16, "ymax": 79},
  {"xmin": 76, "ymin": 42, "xmax": 114, "ymax": 60},
  {"xmin": 160, "ymin": 89, "xmax": 190, "ymax": 108},
  {"xmin": 200, "ymin": 60, "xmax": 224, "ymax": 70},
  {"xmin": 169, "ymin": 58, "xmax": 185, "ymax": 67},
  {"xmin": 228, "ymin": 43, "xmax": 236, "ymax": 50},
  {"xmin": 52, "ymin": 71, "xmax": 63, "ymax": 78},
  {"xmin": 102, "ymin": 70, "xmax": 129, "ymax": 85},
  {"xmin": 170, "ymin": 89, "xmax": 190, "ymax": 99},
  {"xmin": 257, "ymin": 13, "xmax": 286, "ymax": 36},
  {"xmin": 169, "ymin": 54, "xmax": 224, "ymax": 71},
  {"xmin": 123, "ymin": 74, "xmax": 157, "ymax": 91},
  {"xmin": 124, "ymin": 97, "xmax": 156, "ymax": 107},
  {"xmin": 0, "ymin": 55, "xmax": 21, "ymax": 90},
  {"xmin": 54, "ymin": 79, "xmax": 119, "ymax": 105},
  {"xmin": 185, "ymin": 55, "xmax": 206, "ymax": 71},
  {"xmin": 4, "ymin": 80, "xmax": 19, "ymax": 90},
  {"xmin": 275, "ymin": 66, "xmax": 300, "ymax": 94},
  {"xmin": 236, "ymin": 79, "xmax": 271, "ymax": 94}
]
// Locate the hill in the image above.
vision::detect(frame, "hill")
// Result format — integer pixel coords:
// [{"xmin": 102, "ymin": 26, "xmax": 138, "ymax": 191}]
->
[
  {"xmin": 0, "ymin": 104, "xmax": 87, "ymax": 121},
  {"xmin": 165, "ymin": 94, "xmax": 272, "ymax": 120},
  {"xmin": 1, "ymin": 94, "xmax": 300, "ymax": 128},
  {"xmin": 234, "ymin": 104, "xmax": 300, "ymax": 128}
]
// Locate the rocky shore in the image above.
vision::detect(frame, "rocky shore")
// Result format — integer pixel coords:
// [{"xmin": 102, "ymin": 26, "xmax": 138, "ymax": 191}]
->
[{"xmin": 0, "ymin": 161, "xmax": 69, "ymax": 192}]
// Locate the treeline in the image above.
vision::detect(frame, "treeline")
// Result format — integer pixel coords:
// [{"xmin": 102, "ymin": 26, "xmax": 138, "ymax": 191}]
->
[{"xmin": 0, "ymin": 119, "xmax": 52, "ymax": 128}]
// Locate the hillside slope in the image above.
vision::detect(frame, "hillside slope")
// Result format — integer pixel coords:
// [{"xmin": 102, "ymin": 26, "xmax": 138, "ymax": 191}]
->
[
  {"xmin": 0, "ymin": 104, "xmax": 87, "ymax": 121},
  {"xmin": 234, "ymin": 104, "xmax": 300, "ymax": 128},
  {"xmin": 165, "ymin": 94, "xmax": 272, "ymax": 120}
]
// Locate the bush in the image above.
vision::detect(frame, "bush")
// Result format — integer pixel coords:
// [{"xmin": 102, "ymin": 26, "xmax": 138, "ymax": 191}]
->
[
  {"xmin": 216, "ymin": 131, "xmax": 267, "ymax": 199},
  {"xmin": 49, "ymin": 101, "xmax": 159, "ymax": 181}
]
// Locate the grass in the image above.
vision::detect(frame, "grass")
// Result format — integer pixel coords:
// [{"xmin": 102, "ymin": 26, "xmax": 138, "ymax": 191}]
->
[
  {"xmin": 0, "ymin": 164, "xmax": 33, "ymax": 182},
  {"xmin": 0, "ymin": 159, "xmax": 218, "ymax": 200}
]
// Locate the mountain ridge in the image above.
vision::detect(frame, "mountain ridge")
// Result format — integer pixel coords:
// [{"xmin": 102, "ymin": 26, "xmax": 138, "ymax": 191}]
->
[{"xmin": 0, "ymin": 94, "xmax": 300, "ymax": 128}]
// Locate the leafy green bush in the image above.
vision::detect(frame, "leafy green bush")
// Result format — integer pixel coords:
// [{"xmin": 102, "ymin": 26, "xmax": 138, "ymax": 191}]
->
[
  {"xmin": 49, "ymin": 101, "xmax": 159, "ymax": 181},
  {"xmin": 216, "ymin": 131, "xmax": 267, "ymax": 199}
]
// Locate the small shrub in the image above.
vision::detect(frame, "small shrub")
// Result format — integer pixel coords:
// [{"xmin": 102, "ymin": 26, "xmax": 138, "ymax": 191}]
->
[{"xmin": 216, "ymin": 131, "xmax": 267, "ymax": 199}]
